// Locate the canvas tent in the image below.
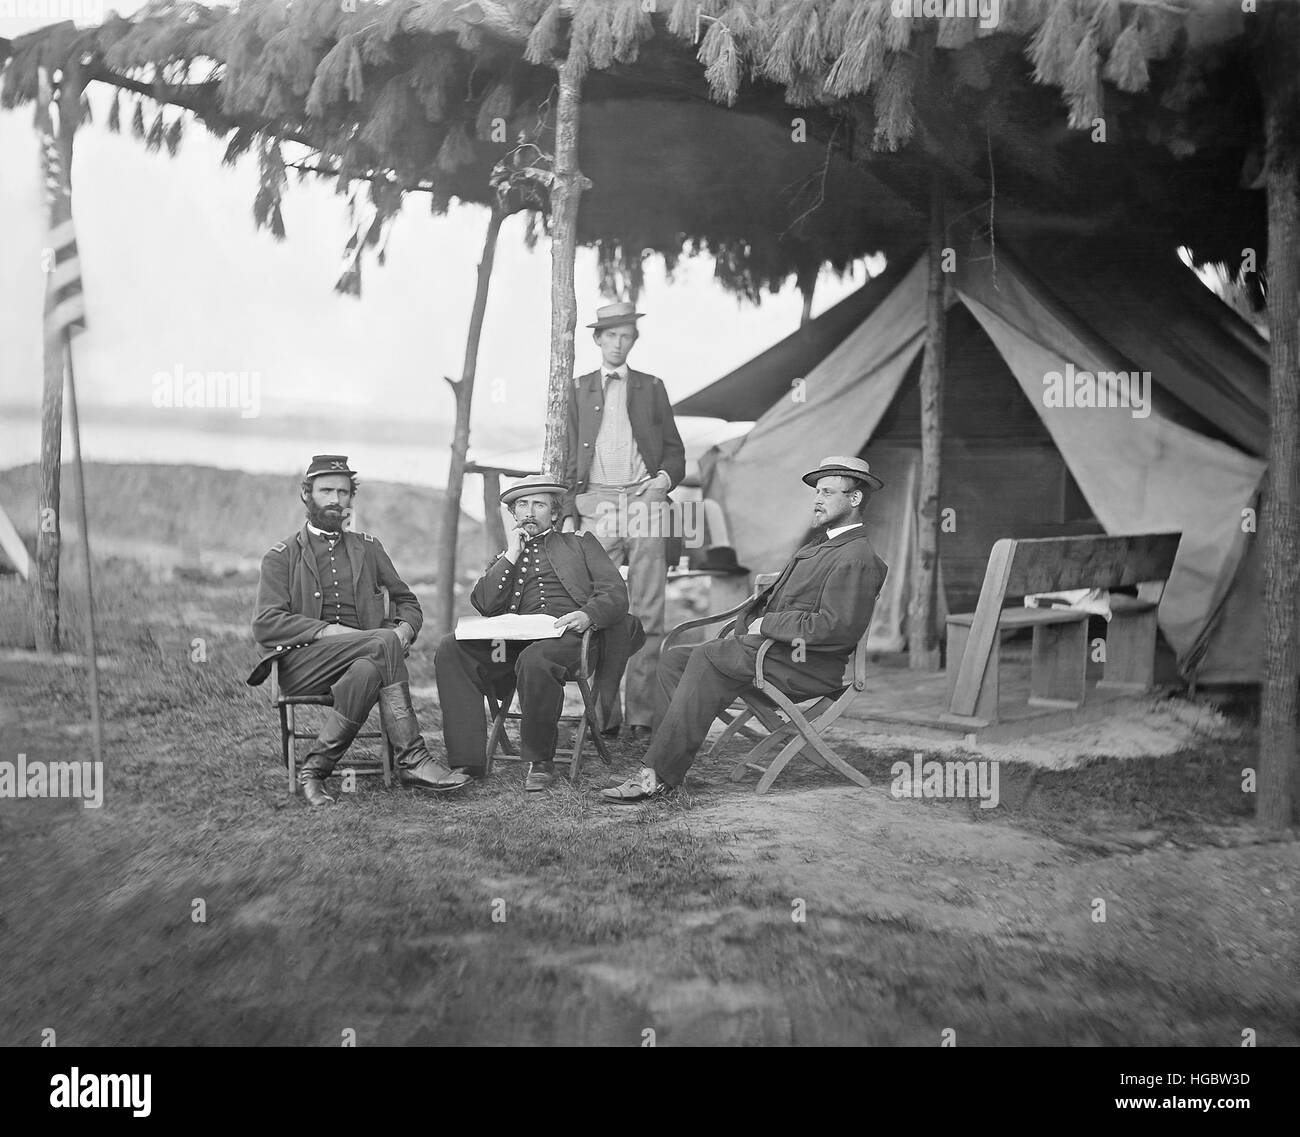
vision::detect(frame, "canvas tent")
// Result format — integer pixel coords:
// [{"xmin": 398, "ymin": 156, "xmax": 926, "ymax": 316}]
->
[
  {"xmin": 679, "ymin": 235, "xmax": 1269, "ymax": 684},
  {"xmin": 0, "ymin": 500, "xmax": 31, "ymax": 579}
]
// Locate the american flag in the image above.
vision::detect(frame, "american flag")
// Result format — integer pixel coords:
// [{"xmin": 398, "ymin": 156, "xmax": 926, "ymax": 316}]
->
[{"xmin": 37, "ymin": 66, "xmax": 86, "ymax": 340}]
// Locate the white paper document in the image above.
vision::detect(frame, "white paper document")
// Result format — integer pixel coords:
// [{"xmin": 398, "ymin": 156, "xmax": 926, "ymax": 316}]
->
[{"xmin": 454, "ymin": 614, "xmax": 566, "ymax": 641}]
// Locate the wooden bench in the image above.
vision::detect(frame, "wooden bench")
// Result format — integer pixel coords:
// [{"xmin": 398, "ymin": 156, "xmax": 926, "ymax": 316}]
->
[{"xmin": 944, "ymin": 533, "xmax": 1181, "ymax": 724}]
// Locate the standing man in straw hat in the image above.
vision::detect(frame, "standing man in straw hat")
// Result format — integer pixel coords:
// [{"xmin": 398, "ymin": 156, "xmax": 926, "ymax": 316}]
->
[
  {"xmin": 565, "ymin": 301, "xmax": 686, "ymax": 740},
  {"xmin": 247, "ymin": 454, "xmax": 471, "ymax": 805},
  {"xmin": 602, "ymin": 456, "xmax": 888, "ymax": 802},
  {"xmin": 434, "ymin": 476, "xmax": 636, "ymax": 791}
]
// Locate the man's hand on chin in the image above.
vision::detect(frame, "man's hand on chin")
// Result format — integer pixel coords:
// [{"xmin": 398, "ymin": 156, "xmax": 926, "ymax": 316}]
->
[{"xmin": 554, "ymin": 611, "xmax": 593, "ymax": 635}]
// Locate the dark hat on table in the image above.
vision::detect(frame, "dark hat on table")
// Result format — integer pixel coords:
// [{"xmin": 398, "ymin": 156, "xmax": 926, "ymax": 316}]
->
[
  {"xmin": 696, "ymin": 546, "xmax": 750, "ymax": 575},
  {"xmin": 500, "ymin": 474, "xmax": 570, "ymax": 506},
  {"xmin": 801, "ymin": 454, "xmax": 884, "ymax": 492},
  {"xmin": 305, "ymin": 454, "xmax": 357, "ymax": 480},
  {"xmin": 587, "ymin": 301, "xmax": 645, "ymax": 330}
]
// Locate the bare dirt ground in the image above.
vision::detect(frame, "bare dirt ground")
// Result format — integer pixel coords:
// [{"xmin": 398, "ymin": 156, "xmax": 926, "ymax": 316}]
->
[{"xmin": 0, "ymin": 568, "xmax": 1296, "ymax": 1046}]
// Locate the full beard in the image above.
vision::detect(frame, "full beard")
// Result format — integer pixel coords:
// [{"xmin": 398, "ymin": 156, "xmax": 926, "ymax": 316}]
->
[{"xmin": 307, "ymin": 501, "xmax": 346, "ymax": 531}]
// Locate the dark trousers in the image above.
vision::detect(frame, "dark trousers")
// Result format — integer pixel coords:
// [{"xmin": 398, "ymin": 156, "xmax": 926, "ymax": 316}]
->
[
  {"xmin": 275, "ymin": 629, "xmax": 408, "ymax": 724},
  {"xmin": 435, "ymin": 632, "xmax": 594, "ymax": 770},
  {"xmin": 646, "ymin": 636, "xmax": 844, "ymax": 787}
]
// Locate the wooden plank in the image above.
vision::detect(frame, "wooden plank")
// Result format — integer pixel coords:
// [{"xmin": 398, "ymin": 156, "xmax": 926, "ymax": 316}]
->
[
  {"xmin": 948, "ymin": 538, "xmax": 1016, "ymax": 717},
  {"xmin": 948, "ymin": 607, "xmax": 1090, "ymax": 628},
  {"xmin": 1097, "ymin": 607, "xmax": 1159, "ymax": 691},
  {"xmin": 1029, "ymin": 618, "xmax": 1088, "ymax": 707},
  {"xmin": 1004, "ymin": 533, "xmax": 1181, "ymax": 596}
]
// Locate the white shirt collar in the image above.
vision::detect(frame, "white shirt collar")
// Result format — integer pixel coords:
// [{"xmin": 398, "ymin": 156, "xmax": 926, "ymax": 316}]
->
[
  {"xmin": 601, "ymin": 363, "xmax": 629, "ymax": 381},
  {"xmin": 826, "ymin": 522, "xmax": 863, "ymax": 540},
  {"xmin": 307, "ymin": 523, "xmax": 342, "ymax": 540}
]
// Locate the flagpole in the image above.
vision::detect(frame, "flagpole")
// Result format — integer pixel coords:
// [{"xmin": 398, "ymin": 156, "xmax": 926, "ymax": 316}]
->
[{"xmin": 64, "ymin": 338, "xmax": 102, "ymax": 766}]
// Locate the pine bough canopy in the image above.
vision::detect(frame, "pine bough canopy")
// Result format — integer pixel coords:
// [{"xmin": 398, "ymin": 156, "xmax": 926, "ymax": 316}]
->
[{"xmin": 0, "ymin": 0, "xmax": 1272, "ymax": 302}]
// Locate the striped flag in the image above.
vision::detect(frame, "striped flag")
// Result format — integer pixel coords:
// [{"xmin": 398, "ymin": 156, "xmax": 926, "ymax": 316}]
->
[{"xmin": 36, "ymin": 66, "xmax": 85, "ymax": 340}]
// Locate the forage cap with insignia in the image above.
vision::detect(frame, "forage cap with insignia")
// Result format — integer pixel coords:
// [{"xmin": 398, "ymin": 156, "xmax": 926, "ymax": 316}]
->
[{"xmin": 305, "ymin": 454, "xmax": 357, "ymax": 479}]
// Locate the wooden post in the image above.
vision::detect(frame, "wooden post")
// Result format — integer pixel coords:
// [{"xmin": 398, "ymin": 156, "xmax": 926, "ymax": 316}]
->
[
  {"xmin": 36, "ymin": 304, "xmax": 64, "ymax": 655},
  {"xmin": 34, "ymin": 64, "xmax": 86, "ymax": 654},
  {"xmin": 540, "ymin": 47, "xmax": 590, "ymax": 482},
  {"xmin": 1257, "ymin": 1, "xmax": 1300, "ymax": 829},
  {"xmin": 909, "ymin": 170, "xmax": 945, "ymax": 671},
  {"xmin": 434, "ymin": 205, "xmax": 506, "ymax": 635},
  {"xmin": 481, "ymin": 469, "xmax": 507, "ymax": 559},
  {"xmin": 65, "ymin": 344, "xmax": 102, "ymax": 764}
]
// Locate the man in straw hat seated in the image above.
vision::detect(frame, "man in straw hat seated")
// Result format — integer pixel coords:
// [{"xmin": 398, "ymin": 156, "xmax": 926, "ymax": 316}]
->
[
  {"xmin": 601, "ymin": 456, "xmax": 888, "ymax": 802},
  {"xmin": 247, "ymin": 454, "xmax": 471, "ymax": 806},
  {"xmin": 434, "ymin": 475, "xmax": 638, "ymax": 791}
]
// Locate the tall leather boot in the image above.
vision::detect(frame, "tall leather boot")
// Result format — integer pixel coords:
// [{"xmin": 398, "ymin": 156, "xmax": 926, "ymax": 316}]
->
[
  {"xmin": 298, "ymin": 708, "xmax": 363, "ymax": 807},
  {"xmin": 379, "ymin": 682, "xmax": 471, "ymax": 791}
]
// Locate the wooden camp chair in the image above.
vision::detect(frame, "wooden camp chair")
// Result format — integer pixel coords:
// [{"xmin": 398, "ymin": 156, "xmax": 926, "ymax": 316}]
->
[
  {"xmin": 662, "ymin": 593, "xmax": 879, "ymax": 795},
  {"xmin": 269, "ymin": 659, "xmax": 394, "ymax": 798},
  {"xmin": 483, "ymin": 627, "xmax": 614, "ymax": 782}
]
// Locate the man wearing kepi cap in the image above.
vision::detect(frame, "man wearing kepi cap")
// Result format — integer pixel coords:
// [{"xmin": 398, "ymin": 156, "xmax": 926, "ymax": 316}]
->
[
  {"xmin": 565, "ymin": 302, "xmax": 686, "ymax": 739},
  {"xmin": 247, "ymin": 455, "xmax": 470, "ymax": 805},
  {"xmin": 434, "ymin": 476, "xmax": 638, "ymax": 791},
  {"xmin": 602, "ymin": 456, "xmax": 888, "ymax": 802}
]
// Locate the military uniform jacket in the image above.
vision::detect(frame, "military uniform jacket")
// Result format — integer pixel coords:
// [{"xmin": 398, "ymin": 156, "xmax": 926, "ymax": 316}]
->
[
  {"xmin": 246, "ymin": 526, "xmax": 422, "ymax": 686},
  {"xmin": 470, "ymin": 530, "xmax": 638, "ymax": 722},
  {"xmin": 735, "ymin": 526, "xmax": 888, "ymax": 684},
  {"xmin": 564, "ymin": 368, "xmax": 686, "ymax": 515}
]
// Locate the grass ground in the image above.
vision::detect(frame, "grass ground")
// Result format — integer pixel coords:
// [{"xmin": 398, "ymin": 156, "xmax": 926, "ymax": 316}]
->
[{"xmin": 0, "ymin": 563, "xmax": 1296, "ymax": 1045}]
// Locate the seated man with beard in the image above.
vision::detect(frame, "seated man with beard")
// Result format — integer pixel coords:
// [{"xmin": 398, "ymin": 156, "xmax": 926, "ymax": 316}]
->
[
  {"xmin": 602, "ymin": 456, "xmax": 888, "ymax": 802},
  {"xmin": 435, "ymin": 475, "xmax": 635, "ymax": 791},
  {"xmin": 246, "ymin": 454, "xmax": 471, "ymax": 805}
]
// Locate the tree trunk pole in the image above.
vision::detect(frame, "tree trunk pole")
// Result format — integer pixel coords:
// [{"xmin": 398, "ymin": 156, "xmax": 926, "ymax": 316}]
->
[
  {"xmin": 799, "ymin": 279, "xmax": 815, "ymax": 327},
  {"xmin": 481, "ymin": 469, "xmax": 506, "ymax": 558},
  {"xmin": 909, "ymin": 170, "xmax": 945, "ymax": 671},
  {"xmin": 65, "ymin": 342, "xmax": 102, "ymax": 764},
  {"xmin": 36, "ymin": 316, "xmax": 64, "ymax": 655},
  {"xmin": 541, "ymin": 48, "xmax": 588, "ymax": 482},
  {"xmin": 434, "ymin": 205, "xmax": 505, "ymax": 636},
  {"xmin": 1257, "ymin": 6, "xmax": 1300, "ymax": 829},
  {"xmin": 34, "ymin": 66, "xmax": 84, "ymax": 654}
]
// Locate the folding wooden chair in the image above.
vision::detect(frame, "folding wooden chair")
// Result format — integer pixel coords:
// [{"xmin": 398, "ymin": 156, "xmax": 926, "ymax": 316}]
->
[
  {"xmin": 662, "ymin": 598, "xmax": 877, "ymax": 795},
  {"xmin": 269, "ymin": 659, "xmax": 394, "ymax": 798},
  {"xmin": 483, "ymin": 626, "xmax": 614, "ymax": 782}
]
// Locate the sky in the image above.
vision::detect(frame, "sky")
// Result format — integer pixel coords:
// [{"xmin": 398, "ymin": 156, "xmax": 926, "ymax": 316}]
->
[{"xmin": 0, "ymin": 1, "xmax": 873, "ymax": 489}]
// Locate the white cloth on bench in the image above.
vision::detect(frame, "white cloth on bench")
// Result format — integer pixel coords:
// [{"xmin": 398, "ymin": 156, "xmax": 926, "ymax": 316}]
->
[{"xmin": 1024, "ymin": 588, "xmax": 1112, "ymax": 620}]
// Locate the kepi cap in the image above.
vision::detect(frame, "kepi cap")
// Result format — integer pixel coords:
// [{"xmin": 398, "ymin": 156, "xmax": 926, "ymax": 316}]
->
[{"xmin": 305, "ymin": 454, "xmax": 357, "ymax": 479}]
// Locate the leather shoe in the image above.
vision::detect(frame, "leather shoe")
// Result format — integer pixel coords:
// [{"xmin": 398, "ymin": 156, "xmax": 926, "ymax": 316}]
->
[
  {"xmin": 525, "ymin": 762, "xmax": 555, "ymax": 792},
  {"xmin": 451, "ymin": 765, "xmax": 488, "ymax": 782},
  {"xmin": 628, "ymin": 725, "xmax": 652, "ymax": 741},
  {"xmin": 300, "ymin": 773, "xmax": 336, "ymax": 807},
  {"xmin": 600, "ymin": 766, "xmax": 669, "ymax": 803},
  {"xmin": 400, "ymin": 755, "xmax": 472, "ymax": 791}
]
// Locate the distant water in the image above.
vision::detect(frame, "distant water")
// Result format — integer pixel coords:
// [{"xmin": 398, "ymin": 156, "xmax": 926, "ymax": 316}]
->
[{"xmin": 0, "ymin": 415, "xmax": 494, "ymax": 518}]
